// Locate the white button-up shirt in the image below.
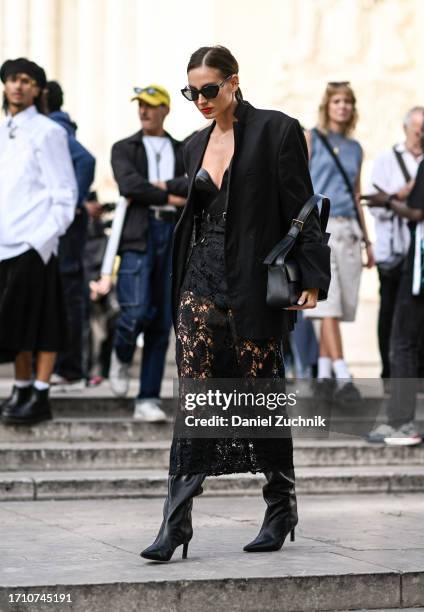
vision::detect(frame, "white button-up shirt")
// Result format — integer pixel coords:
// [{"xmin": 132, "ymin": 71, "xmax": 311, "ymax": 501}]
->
[
  {"xmin": 368, "ymin": 142, "xmax": 423, "ymax": 263},
  {"xmin": 0, "ymin": 105, "xmax": 77, "ymax": 264}
]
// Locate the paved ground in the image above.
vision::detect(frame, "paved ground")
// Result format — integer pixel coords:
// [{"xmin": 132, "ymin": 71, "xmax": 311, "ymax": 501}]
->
[{"xmin": 1, "ymin": 493, "xmax": 423, "ymax": 611}]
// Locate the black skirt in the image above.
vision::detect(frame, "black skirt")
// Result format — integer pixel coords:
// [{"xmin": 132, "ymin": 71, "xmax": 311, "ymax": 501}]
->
[
  {"xmin": 0, "ymin": 249, "xmax": 67, "ymax": 360},
  {"xmin": 169, "ymin": 290, "xmax": 294, "ymax": 476}
]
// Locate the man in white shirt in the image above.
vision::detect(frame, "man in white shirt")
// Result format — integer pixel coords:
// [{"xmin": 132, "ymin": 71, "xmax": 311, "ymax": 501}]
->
[
  {"xmin": 0, "ymin": 58, "xmax": 77, "ymax": 425},
  {"xmin": 367, "ymin": 106, "xmax": 424, "ymax": 385}
]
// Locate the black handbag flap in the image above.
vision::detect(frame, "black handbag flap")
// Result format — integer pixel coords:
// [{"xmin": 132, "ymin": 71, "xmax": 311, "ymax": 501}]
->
[{"xmin": 285, "ymin": 260, "xmax": 301, "ymax": 282}]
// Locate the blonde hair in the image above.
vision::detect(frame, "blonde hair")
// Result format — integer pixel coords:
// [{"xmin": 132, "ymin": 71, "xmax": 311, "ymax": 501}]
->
[{"xmin": 318, "ymin": 83, "xmax": 358, "ymax": 136}]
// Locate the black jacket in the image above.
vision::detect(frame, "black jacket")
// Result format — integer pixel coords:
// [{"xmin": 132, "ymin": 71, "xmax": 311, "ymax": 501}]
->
[
  {"xmin": 111, "ymin": 130, "xmax": 187, "ymax": 253},
  {"xmin": 172, "ymin": 101, "xmax": 331, "ymax": 339}
]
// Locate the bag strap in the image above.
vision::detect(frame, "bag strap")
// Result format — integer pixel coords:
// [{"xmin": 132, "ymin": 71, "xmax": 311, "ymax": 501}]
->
[
  {"xmin": 392, "ymin": 146, "xmax": 412, "ymax": 183},
  {"xmin": 312, "ymin": 128, "xmax": 363, "ymax": 233},
  {"xmin": 263, "ymin": 194, "xmax": 330, "ymax": 265}
]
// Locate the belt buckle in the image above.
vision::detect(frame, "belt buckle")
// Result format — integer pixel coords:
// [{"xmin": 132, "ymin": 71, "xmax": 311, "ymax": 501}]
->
[{"xmin": 291, "ymin": 218, "xmax": 304, "ymax": 231}]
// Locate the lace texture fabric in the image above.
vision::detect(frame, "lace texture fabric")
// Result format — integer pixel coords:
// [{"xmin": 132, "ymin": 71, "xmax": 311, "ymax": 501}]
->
[
  {"xmin": 170, "ymin": 168, "xmax": 294, "ymax": 476},
  {"xmin": 169, "ymin": 291, "xmax": 294, "ymax": 476}
]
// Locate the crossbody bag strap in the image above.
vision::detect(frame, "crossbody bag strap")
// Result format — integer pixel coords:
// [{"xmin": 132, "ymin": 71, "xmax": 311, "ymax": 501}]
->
[
  {"xmin": 312, "ymin": 128, "xmax": 364, "ymax": 233},
  {"xmin": 263, "ymin": 194, "xmax": 330, "ymax": 265},
  {"xmin": 392, "ymin": 146, "xmax": 412, "ymax": 183}
]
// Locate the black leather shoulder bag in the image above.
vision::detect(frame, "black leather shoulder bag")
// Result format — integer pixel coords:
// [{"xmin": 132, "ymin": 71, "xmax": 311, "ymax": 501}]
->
[{"xmin": 264, "ymin": 194, "xmax": 330, "ymax": 308}]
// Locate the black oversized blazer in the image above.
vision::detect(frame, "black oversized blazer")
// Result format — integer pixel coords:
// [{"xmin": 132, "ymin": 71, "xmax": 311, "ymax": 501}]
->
[{"xmin": 172, "ymin": 101, "xmax": 331, "ymax": 340}]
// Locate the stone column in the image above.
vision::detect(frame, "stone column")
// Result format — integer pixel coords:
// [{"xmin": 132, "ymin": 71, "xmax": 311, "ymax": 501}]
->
[
  {"xmin": 0, "ymin": 0, "xmax": 29, "ymax": 58},
  {"xmin": 28, "ymin": 0, "xmax": 58, "ymax": 75}
]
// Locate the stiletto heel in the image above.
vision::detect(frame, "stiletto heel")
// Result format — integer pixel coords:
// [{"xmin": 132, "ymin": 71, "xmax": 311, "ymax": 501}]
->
[
  {"xmin": 244, "ymin": 469, "xmax": 298, "ymax": 553},
  {"xmin": 141, "ymin": 474, "xmax": 205, "ymax": 562}
]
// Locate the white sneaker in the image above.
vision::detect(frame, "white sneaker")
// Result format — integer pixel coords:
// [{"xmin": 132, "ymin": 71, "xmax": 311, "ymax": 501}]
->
[
  {"xmin": 384, "ymin": 421, "xmax": 423, "ymax": 446},
  {"xmin": 366, "ymin": 423, "xmax": 395, "ymax": 443},
  {"xmin": 109, "ymin": 350, "xmax": 130, "ymax": 397},
  {"xmin": 133, "ymin": 398, "xmax": 167, "ymax": 422}
]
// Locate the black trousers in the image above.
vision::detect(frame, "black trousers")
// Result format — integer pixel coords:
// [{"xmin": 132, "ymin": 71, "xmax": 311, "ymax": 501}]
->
[
  {"xmin": 387, "ymin": 269, "xmax": 424, "ymax": 427},
  {"xmin": 377, "ymin": 264, "xmax": 403, "ymax": 379},
  {"xmin": 55, "ymin": 209, "xmax": 88, "ymax": 380}
]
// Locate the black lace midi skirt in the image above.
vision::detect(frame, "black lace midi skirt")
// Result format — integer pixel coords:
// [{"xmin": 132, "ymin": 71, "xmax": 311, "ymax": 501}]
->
[{"xmin": 169, "ymin": 289, "xmax": 294, "ymax": 476}]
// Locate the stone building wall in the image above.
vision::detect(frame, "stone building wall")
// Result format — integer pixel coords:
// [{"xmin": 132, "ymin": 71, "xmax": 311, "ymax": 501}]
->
[{"xmin": 1, "ymin": 0, "xmax": 423, "ymax": 199}]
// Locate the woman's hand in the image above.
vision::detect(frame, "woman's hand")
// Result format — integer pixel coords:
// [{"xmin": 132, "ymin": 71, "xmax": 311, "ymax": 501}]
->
[{"xmin": 286, "ymin": 288, "xmax": 319, "ymax": 310}]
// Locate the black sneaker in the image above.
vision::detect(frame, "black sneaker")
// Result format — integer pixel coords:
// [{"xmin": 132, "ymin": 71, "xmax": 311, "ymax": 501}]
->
[{"xmin": 333, "ymin": 381, "xmax": 362, "ymax": 405}]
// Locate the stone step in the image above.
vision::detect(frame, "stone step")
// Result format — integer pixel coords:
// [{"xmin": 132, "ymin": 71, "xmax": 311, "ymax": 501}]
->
[
  {"xmin": 1, "ymin": 494, "xmax": 423, "ymax": 611},
  {"xmin": 0, "ymin": 418, "xmax": 174, "ymax": 443},
  {"xmin": 1, "ymin": 465, "xmax": 424, "ymax": 501},
  {"xmin": 1, "ymin": 439, "xmax": 424, "ymax": 471},
  {"xmin": 11, "ymin": 394, "xmax": 424, "ymax": 421},
  {"xmin": 1, "ymin": 415, "xmax": 423, "ymax": 443}
]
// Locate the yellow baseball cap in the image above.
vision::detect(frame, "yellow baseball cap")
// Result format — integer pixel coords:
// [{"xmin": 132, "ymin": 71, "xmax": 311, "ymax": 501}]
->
[{"xmin": 131, "ymin": 84, "xmax": 170, "ymax": 107}]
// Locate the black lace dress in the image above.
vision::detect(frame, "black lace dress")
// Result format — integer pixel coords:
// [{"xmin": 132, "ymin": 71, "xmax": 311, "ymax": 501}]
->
[{"xmin": 169, "ymin": 167, "xmax": 294, "ymax": 476}]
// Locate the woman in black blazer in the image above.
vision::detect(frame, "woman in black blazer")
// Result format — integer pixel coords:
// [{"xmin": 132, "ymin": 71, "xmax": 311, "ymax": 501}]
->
[{"xmin": 141, "ymin": 46, "xmax": 330, "ymax": 562}]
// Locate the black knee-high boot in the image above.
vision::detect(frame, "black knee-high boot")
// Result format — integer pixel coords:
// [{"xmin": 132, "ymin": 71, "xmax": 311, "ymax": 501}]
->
[
  {"xmin": 141, "ymin": 473, "xmax": 206, "ymax": 562},
  {"xmin": 243, "ymin": 468, "xmax": 298, "ymax": 552}
]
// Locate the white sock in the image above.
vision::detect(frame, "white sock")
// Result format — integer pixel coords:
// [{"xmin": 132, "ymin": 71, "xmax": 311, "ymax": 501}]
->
[
  {"xmin": 333, "ymin": 359, "xmax": 352, "ymax": 387},
  {"xmin": 14, "ymin": 380, "xmax": 32, "ymax": 388},
  {"xmin": 317, "ymin": 357, "xmax": 332, "ymax": 379},
  {"xmin": 34, "ymin": 380, "xmax": 49, "ymax": 391}
]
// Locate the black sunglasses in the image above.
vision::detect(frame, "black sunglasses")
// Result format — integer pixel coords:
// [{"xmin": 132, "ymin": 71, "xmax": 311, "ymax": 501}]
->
[{"xmin": 181, "ymin": 74, "xmax": 233, "ymax": 102}]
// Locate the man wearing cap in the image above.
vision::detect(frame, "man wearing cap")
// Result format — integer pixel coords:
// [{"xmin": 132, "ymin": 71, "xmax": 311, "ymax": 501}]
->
[
  {"xmin": 0, "ymin": 58, "xmax": 77, "ymax": 425},
  {"xmin": 108, "ymin": 84, "xmax": 187, "ymax": 421}
]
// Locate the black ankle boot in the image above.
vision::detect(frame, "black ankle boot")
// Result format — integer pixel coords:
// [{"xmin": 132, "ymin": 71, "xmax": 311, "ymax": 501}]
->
[
  {"xmin": 0, "ymin": 385, "xmax": 32, "ymax": 416},
  {"xmin": 141, "ymin": 473, "xmax": 206, "ymax": 562},
  {"xmin": 2, "ymin": 386, "xmax": 52, "ymax": 425},
  {"xmin": 243, "ymin": 468, "xmax": 298, "ymax": 552}
]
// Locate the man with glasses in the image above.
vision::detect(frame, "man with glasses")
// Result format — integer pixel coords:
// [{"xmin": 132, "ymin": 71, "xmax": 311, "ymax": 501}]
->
[
  {"xmin": 0, "ymin": 58, "xmax": 77, "ymax": 425},
  {"xmin": 107, "ymin": 84, "xmax": 187, "ymax": 421}
]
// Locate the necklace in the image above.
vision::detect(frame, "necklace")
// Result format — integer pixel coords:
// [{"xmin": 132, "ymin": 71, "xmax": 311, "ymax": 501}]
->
[
  {"xmin": 7, "ymin": 118, "xmax": 17, "ymax": 139},
  {"xmin": 144, "ymin": 136, "xmax": 168, "ymax": 180}
]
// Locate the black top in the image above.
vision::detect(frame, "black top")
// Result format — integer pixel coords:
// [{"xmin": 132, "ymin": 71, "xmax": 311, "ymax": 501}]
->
[
  {"xmin": 180, "ymin": 167, "xmax": 229, "ymax": 309},
  {"xmin": 172, "ymin": 100, "xmax": 331, "ymax": 340}
]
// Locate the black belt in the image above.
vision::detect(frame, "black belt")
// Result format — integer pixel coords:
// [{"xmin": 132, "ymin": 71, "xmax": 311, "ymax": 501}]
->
[{"xmin": 149, "ymin": 209, "xmax": 177, "ymax": 222}]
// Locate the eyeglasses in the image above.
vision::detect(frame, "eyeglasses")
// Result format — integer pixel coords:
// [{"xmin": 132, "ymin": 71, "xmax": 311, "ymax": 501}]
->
[
  {"xmin": 181, "ymin": 74, "xmax": 233, "ymax": 102},
  {"xmin": 327, "ymin": 81, "xmax": 350, "ymax": 87},
  {"xmin": 133, "ymin": 86, "xmax": 160, "ymax": 96}
]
